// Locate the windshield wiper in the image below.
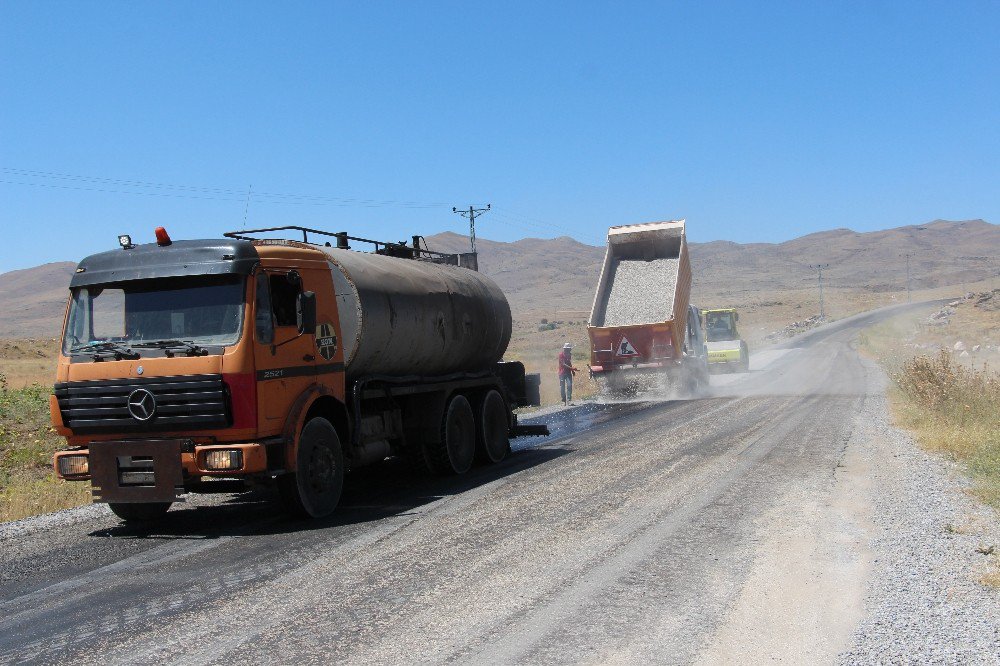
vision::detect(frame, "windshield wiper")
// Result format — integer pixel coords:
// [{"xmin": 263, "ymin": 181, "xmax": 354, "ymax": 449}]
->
[
  {"xmin": 132, "ymin": 339, "xmax": 210, "ymax": 357},
  {"xmin": 68, "ymin": 341, "xmax": 141, "ymax": 361}
]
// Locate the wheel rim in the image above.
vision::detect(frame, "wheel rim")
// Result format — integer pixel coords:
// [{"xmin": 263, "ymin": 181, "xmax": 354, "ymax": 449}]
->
[{"xmin": 307, "ymin": 444, "xmax": 336, "ymax": 495}]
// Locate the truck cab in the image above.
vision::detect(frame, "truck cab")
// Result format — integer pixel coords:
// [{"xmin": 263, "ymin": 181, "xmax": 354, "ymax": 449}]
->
[{"xmin": 702, "ymin": 308, "xmax": 750, "ymax": 373}]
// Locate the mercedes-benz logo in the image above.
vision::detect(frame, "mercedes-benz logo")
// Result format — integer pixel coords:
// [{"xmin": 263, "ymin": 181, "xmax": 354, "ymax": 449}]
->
[{"xmin": 127, "ymin": 388, "xmax": 157, "ymax": 421}]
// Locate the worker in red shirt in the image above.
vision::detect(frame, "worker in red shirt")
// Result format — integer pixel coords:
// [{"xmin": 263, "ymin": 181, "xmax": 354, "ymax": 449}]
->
[{"xmin": 558, "ymin": 342, "xmax": 578, "ymax": 406}]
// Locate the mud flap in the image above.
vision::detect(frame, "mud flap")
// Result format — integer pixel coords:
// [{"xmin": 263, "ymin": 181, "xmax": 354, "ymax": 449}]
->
[{"xmin": 89, "ymin": 440, "xmax": 185, "ymax": 503}]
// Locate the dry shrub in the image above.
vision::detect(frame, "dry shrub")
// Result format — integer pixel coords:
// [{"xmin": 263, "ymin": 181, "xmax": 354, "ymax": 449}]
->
[
  {"xmin": 1, "ymin": 471, "xmax": 92, "ymax": 523},
  {"xmin": 981, "ymin": 566, "xmax": 1000, "ymax": 590},
  {"xmin": 1, "ymin": 383, "xmax": 92, "ymax": 521},
  {"xmin": 893, "ymin": 351, "xmax": 1000, "ymax": 509}
]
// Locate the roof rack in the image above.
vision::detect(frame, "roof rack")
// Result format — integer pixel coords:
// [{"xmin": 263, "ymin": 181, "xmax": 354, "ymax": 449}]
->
[{"xmin": 223, "ymin": 225, "xmax": 478, "ymax": 269}]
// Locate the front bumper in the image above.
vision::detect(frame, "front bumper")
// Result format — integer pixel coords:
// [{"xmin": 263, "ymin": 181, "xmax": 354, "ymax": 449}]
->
[
  {"xmin": 590, "ymin": 359, "xmax": 680, "ymax": 376},
  {"xmin": 707, "ymin": 350, "xmax": 742, "ymax": 363},
  {"xmin": 54, "ymin": 439, "xmax": 269, "ymax": 503}
]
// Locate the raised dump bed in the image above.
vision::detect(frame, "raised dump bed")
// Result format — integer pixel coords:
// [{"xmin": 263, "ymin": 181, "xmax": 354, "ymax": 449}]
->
[{"xmin": 587, "ymin": 220, "xmax": 698, "ymax": 382}]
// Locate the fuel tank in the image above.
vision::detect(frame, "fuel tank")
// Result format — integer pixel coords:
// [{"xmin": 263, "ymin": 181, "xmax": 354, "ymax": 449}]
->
[{"xmin": 321, "ymin": 248, "xmax": 512, "ymax": 379}]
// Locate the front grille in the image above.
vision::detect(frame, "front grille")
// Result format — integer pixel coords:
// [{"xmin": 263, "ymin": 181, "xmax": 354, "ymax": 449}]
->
[{"xmin": 55, "ymin": 374, "xmax": 229, "ymax": 434}]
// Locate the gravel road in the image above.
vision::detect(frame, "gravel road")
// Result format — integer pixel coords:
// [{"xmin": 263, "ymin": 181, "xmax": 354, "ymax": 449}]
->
[{"xmin": 1, "ymin": 301, "xmax": 997, "ymax": 664}]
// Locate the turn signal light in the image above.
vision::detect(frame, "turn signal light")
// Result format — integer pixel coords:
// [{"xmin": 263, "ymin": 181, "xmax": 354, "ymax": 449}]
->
[
  {"xmin": 155, "ymin": 226, "xmax": 172, "ymax": 246},
  {"xmin": 58, "ymin": 455, "xmax": 89, "ymax": 477},
  {"xmin": 203, "ymin": 449, "xmax": 243, "ymax": 471}
]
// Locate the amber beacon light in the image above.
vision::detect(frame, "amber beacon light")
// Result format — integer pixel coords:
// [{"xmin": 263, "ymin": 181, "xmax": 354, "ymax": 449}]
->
[{"xmin": 154, "ymin": 226, "xmax": 172, "ymax": 246}]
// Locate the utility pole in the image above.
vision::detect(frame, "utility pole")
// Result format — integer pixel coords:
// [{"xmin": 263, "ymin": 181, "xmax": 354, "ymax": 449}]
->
[
  {"xmin": 903, "ymin": 253, "xmax": 912, "ymax": 303},
  {"xmin": 810, "ymin": 264, "xmax": 829, "ymax": 319},
  {"xmin": 452, "ymin": 204, "xmax": 490, "ymax": 254}
]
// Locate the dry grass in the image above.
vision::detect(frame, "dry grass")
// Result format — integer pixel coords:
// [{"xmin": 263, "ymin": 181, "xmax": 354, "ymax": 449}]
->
[
  {"xmin": 0, "ymin": 338, "xmax": 61, "ymax": 387},
  {"xmin": 860, "ymin": 303, "xmax": 1000, "ymax": 587},
  {"xmin": 892, "ymin": 352, "xmax": 1000, "ymax": 511},
  {"xmin": 506, "ymin": 316, "xmax": 599, "ymax": 406},
  {"xmin": 980, "ymin": 565, "xmax": 1000, "ymax": 589},
  {"xmin": 0, "ymin": 378, "xmax": 91, "ymax": 522}
]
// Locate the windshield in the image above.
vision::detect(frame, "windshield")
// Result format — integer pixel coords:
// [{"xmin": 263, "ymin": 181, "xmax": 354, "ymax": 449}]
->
[
  {"xmin": 705, "ymin": 312, "xmax": 737, "ymax": 342},
  {"xmin": 63, "ymin": 275, "xmax": 247, "ymax": 355}
]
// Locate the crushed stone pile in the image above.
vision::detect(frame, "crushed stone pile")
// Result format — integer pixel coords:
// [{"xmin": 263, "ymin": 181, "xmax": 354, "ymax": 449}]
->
[
  {"xmin": 598, "ymin": 258, "xmax": 679, "ymax": 327},
  {"xmin": 764, "ymin": 314, "xmax": 825, "ymax": 341}
]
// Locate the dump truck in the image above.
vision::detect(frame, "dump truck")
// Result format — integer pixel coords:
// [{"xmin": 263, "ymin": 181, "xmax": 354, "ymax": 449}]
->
[
  {"xmin": 587, "ymin": 220, "xmax": 708, "ymax": 393},
  {"xmin": 51, "ymin": 225, "xmax": 546, "ymax": 521},
  {"xmin": 702, "ymin": 308, "xmax": 750, "ymax": 373}
]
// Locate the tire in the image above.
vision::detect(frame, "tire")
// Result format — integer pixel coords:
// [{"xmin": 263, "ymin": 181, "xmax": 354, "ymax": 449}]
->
[
  {"xmin": 278, "ymin": 417, "xmax": 345, "ymax": 518},
  {"xmin": 429, "ymin": 394, "xmax": 476, "ymax": 475},
  {"xmin": 108, "ymin": 502, "xmax": 171, "ymax": 522},
  {"xmin": 740, "ymin": 344, "xmax": 751, "ymax": 373},
  {"xmin": 697, "ymin": 363, "xmax": 710, "ymax": 390},
  {"xmin": 476, "ymin": 390, "xmax": 510, "ymax": 464}
]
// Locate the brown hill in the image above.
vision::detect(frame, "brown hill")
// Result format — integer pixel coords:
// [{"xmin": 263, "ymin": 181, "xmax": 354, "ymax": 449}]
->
[
  {"xmin": 691, "ymin": 219, "xmax": 998, "ymax": 296},
  {"xmin": 0, "ymin": 262, "xmax": 76, "ymax": 338},
  {"xmin": 423, "ymin": 232, "xmax": 604, "ymax": 313},
  {"xmin": 0, "ymin": 220, "xmax": 995, "ymax": 338}
]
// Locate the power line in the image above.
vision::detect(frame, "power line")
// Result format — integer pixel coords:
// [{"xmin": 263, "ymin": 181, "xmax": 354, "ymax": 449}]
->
[
  {"xmin": 1, "ymin": 166, "xmax": 609, "ymax": 247},
  {"xmin": 489, "ymin": 209, "xmax": 604, "ymax": 247},
  {"xmin": 452, "ymin": 204, "xmax": 490, "ymax": 253},
  {"xmin": 0, "ymin": 167, "xmax": 450, "ymax": 209},
  {"xmin": 491, "ymin": 206, "xmax": 605, "ymax": 245}
]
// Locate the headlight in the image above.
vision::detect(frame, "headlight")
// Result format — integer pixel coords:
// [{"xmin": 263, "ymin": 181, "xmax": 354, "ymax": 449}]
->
[
  {"xmin": 58, "ymin": 454, "xmax": 89, "ymax": 477},
  {"xmin": 202, "ymin": 449, "xmax": 243, "ymax": 471}
]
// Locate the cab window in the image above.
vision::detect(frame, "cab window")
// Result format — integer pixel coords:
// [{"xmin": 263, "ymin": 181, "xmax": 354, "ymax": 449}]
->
[
  {"xmin": 254, "ymin": 272, "xmax": 274, "ymax": 344},
  {"xmin": 269, "ymin": 273, "xmax": 300, "ymax": 327}
]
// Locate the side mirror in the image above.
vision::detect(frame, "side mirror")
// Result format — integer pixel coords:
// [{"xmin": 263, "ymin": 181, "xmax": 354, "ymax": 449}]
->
[{"xmin": 297, "ymin": 291, "xmax": 317, "ymax": 335}]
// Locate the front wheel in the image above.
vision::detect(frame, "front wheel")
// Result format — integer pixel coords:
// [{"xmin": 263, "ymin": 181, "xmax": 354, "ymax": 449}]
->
[
  {"xmin": 108, "ymin": 502, "xmax": 172, "ymax": 522},
  {"xmin": 279, "ymin": 417, "xmax": 345, "ymax": 518}
]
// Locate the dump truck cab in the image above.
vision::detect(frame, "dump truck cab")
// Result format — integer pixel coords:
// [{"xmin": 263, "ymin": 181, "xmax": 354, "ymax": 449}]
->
[
  {"xmin": 52, "ymin": 226, "xmax": 543, "ymax": 522},
  {"xmin": 702, "ymin": 308, "xmax": 749, "ymax": 373}
]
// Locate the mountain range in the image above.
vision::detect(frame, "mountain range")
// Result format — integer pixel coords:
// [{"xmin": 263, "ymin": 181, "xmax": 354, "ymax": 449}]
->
[{"xmin": 0, "ymin": 219, "xmax": 995, "ymax": 338}]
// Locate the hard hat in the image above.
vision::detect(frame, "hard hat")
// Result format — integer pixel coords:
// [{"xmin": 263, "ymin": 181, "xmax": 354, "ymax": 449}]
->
[{"xmin": 563, "ymin": 342, "xmax": 573, "ymax": 349}]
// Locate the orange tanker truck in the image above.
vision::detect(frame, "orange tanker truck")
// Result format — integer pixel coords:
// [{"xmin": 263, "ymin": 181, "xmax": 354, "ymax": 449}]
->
[
  {"xmin": 51, "ymin": 225, "xmax": 545, "ymax": 521},
  {"xmin": 587, "ymin": 220, "xmax": 708, "ymax": 394}
]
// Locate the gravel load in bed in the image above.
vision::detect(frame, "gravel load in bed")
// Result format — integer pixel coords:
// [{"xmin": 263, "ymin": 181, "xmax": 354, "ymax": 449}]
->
[{"xmin": 598, "ymin": 258, "xmax": 679, "ymax": 327}]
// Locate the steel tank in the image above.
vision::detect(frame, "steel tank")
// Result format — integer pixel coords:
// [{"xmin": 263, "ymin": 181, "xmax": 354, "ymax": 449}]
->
[{"xmin": 321, "ymin": 248, "xmax": 512, "ymax": 379}]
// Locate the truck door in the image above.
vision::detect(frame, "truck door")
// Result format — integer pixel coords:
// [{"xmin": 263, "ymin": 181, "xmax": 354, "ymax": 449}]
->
[{"xmin": 252, "ymin": 268, "xmax": 317, "ymax": 434}]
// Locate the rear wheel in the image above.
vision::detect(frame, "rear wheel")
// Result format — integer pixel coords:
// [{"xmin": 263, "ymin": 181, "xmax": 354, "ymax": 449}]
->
[
  {"xmin": 476, "ymin": 390, "xmax": 510, "ymax": 464},
  {"xmin": 279, "ymin": 417, "xmax": 345, "ymax": 518},
  {"xmin": 108, "ymin": 502, "xmax": 171, "ymax": 522},
  {"xmin": 429, "ymin": 394, "xmax": 476, "ymax": 475}
]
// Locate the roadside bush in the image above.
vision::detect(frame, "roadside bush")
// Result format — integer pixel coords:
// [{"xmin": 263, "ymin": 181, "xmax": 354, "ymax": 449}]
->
[
  {"xmin": 894, "ymin": 351, "xmax": 1000, "ymax": 508},
  {"xmin": 0, "ymin": 383, "xmax": 90, "ymax": 521}
]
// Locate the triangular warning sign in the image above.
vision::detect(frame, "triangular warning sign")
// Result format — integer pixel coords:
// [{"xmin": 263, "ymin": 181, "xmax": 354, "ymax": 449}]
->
[{"xmin": 616, "ymin": 336, "xmax": 638, "ymax": 356}]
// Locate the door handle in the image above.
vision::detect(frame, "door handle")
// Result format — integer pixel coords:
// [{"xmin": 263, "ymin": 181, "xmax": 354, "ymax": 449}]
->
[{"xmin": 303, "ymin": 354, "xmax": 315, "ymax": 362}]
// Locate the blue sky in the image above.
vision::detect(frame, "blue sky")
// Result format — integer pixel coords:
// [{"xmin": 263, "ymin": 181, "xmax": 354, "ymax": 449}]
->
[{"xmin": 1, "ymin": 1, "xmax": 997, "ymax": 272}]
